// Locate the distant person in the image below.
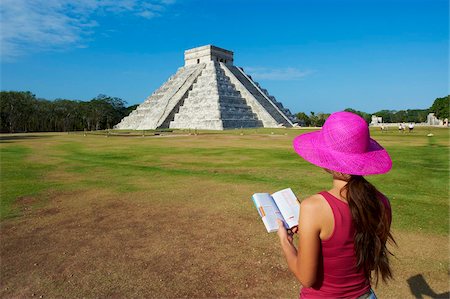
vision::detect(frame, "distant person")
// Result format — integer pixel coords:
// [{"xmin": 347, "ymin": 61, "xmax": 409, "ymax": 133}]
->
[
  {"xmin": 277, "ymin": 111, "xmax": 394, "ymax": 299},
  {"xmin": 408, "ymin": 123, "xmax": 415, "ymax": 133},
  {"xmin": 398, "ymin": 123, "xmax": 404, "ymax": 133}
]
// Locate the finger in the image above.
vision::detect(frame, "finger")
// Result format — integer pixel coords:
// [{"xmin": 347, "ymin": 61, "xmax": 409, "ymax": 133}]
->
[
  {"xmin": 276, "ymin": 219, "xmax": 284, "ymax": 228},
  {"xmin": 276, "ymin": 220, "xmax": 283, "ymax": 236}
]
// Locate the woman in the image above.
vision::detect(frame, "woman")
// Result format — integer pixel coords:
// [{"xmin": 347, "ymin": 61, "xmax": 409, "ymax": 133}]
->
[{"xmin": 277, "ymin": 111, "xmax": 395, "ymax": 299}]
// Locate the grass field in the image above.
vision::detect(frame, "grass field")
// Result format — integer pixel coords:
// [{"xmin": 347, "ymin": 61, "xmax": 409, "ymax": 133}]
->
[{"xmin": 0, "ymin": 127, "xmax": 449, "ymax": 298}]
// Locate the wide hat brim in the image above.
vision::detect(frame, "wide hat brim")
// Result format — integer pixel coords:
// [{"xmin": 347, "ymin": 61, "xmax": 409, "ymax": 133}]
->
[{"xmin": 293, "ymin": 131, "xmax": 392, "ymax": 175}]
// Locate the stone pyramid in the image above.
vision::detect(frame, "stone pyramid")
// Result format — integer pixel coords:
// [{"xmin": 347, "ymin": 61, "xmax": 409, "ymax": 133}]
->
[{"xmin": 115, "ymin": 45, "xmax": 298, "ymax": 130}]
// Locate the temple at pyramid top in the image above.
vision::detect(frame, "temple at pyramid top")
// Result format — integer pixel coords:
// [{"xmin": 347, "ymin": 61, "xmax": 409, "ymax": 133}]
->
[
  {"xmin": 115, "ymin": 45, "xmax": 298, "ymax": 130},
  {"xmin": 184, "ymin": 45, "xmax": 234, "ymax": 66}
]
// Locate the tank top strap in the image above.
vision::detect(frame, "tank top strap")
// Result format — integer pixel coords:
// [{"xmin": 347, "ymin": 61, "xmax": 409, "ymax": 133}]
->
[
  {"xmin": 319, "ymin": 191, "xmax": 348, "ymax": 232},
  {"xmin": 319, "ymin": 191, "xmax": 348, "ymax": 208}
]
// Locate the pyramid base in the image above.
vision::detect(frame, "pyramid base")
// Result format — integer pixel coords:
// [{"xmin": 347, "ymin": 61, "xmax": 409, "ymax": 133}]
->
[{"xmin": 169, "ymin": 118, "xmax": 263, "ymax": 130}]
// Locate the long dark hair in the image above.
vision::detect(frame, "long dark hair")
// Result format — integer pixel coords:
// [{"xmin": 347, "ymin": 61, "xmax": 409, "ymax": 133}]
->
[{"xmin": 341, "ymin": 175, "xmax": 395, "ymax": 285}]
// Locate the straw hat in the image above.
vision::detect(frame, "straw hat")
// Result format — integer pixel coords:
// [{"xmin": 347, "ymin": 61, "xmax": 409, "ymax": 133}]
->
[{"xmin": 293, "ymin": 111, "xmax": 392, "ymax": 175}]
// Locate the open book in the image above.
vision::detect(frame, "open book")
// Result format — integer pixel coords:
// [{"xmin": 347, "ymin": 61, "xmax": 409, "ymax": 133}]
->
[{"xmin": 251, "ymin": 188, "xmax": 300, "ymax": 233}]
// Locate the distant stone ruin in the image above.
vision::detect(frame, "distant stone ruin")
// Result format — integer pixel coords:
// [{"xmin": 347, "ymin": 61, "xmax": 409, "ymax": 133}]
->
[
  {"xmin": 370, "ymin": 115, "xmax": 383, "ymax": 126},
  {"xmin": 370, "ymin": 112, "xmax": 449, "ymax": 127},
  {"xmin": 115, "ymin": 45, "xmax": 297, "ymax": 130},
  {"xmin": 427, "ymin": 113, "xmax": 445, "ymax": 126}
]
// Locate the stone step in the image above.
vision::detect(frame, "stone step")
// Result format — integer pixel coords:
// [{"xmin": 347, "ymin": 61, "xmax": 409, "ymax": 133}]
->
[
  {"xmin": 181, "ymin": 97, "xmax": 250, "ymax": 108},
  {"xmin": 222, "ymin": 119, "xmax": 263, "ymax": 128},
  {"xmin": 168, "ymin": 61, "xmax": 262, "ymax": 130},
  {"xmin": 175, "ymin": 104, "xmax": 258, "ymax": 116},
  {"xmin": 187, "ymin": 91, "xmax": 220, "ymax": 98},
  {"xmin": 147, "ymin": 61, "xmax": 262, "ymax": 130},
  {"xmin": 188, "ymin": 90, "xmax": 241, "ymax": 98},
  {"xmin": 218, "ymin": 95, "xmax": 247, "ymax": 102},
  {"xmin": 170, "ymin": 119, "xmax": 224, "ymax": 130},
  {"xmin": 173, "ymin": 116, "xmax": 260, "ymax": 125},
  {"xmin": 173, "ymin": 114, "xmax": 219, "ymax": 122},
  {"xmin": 115, "ymin": 63, "xmax": 204, "ymax": 130},
  {"xmin": 227, "ymin": 66, "xmax": 292, "ymax": 126}
]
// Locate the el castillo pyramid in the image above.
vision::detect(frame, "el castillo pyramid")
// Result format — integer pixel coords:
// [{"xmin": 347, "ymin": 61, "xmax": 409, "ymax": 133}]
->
[{"xmin": 115, "ymin": 45, "xmax": 298, "ymax": 130}]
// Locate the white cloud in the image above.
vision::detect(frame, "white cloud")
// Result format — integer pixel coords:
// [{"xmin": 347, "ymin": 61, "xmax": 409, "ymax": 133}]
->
[
  {"xmin": 160, "ymin": 0, "xmax": 176, "ymax": 4},
  {"xmin": 0, "ymin": 0, "xmax": 176, "ymax": 61},
  {"xmin": 136, "ymin": 10, "xmax": 158, "ymax": 19},
  {"xmin": 243, "ymin": 66, "xmax": 313, "ymax": 81},
  {"xmin": 142, "ymin": 3, "xmax": 166, "ymax": 12}
]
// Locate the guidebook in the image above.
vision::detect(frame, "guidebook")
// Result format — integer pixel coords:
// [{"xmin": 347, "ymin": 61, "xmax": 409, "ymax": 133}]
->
[{"xmin": 251, "ymin": 188, "xmax": 300, "ymax": 233}]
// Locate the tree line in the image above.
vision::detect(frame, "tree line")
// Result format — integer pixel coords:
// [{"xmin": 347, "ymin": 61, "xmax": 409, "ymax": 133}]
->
[
  {"xmin": 295, "ymin": 95, "xmax": 449, "ymax": 126},
  {"xmin": 0, "ymin": 91, "xmax": 448, "ymax": 132},
  {"xmin": 0, "ymin": 91, "xmax": 137, "ymax": 133}
]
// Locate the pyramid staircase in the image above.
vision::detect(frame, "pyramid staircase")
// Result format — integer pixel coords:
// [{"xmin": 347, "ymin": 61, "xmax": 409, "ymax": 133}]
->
[
  {"xmin": 115, "ymin": 64, "xmax": 205, "ymax": 130},
  {"xmin": 169, "ymin": 62, "xmax": 263, "ymax": 130},
  {"xmin": 114, "ymin": 45, "xmax": 298, "ymax": 130}
]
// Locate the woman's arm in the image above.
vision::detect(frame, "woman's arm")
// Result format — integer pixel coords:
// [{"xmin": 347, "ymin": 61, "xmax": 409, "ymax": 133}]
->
[
  {"xmin": 277, "ymin": 219, "xmax": 298, "ymax": 276},
  {"xmin": 277, "ymin": 196, "xmax": 322, "ymax": 287}
]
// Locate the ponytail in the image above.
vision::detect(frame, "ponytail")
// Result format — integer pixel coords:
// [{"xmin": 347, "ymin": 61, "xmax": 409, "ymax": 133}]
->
[{"xmin": 341, "ymin": 175, "xmax": 395, "ymax": 285}]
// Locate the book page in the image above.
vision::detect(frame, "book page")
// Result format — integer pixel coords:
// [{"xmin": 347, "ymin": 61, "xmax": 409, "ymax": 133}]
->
[
  {"xmin": 252, "ymin": 193, "xmax": 285, "ymax": 233},
  {"xmin": 271, "ymin": 188, "xmax": 300, "ymax": 229}
]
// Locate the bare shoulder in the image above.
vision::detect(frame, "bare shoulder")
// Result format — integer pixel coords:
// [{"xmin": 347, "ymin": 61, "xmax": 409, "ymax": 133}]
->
[
  {"xmin": 299, "ymin": 194, "xmax": 328, "ymax": 232},
  {"xmin": 300, "ymin": 194, "xmax": 333, "ymax": 236},
  {"xmin": 301, "ymin": 194, "xmax": 328, "ymax": 212}
]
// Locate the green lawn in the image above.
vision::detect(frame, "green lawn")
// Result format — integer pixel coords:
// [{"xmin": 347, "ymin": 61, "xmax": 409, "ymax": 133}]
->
[
  {"xmin": 1, "ymin": 127, "xmax": 448, "ymax": 234},
  {"xmin": 0, "ymin": 127, "xmax": 448, "ymax": 298}
]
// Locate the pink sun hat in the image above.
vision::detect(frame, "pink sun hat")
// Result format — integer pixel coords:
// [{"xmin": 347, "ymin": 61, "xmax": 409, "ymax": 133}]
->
[{"xmin": 293, "ymin": 111, "xmax": 392, "ymax": 175}]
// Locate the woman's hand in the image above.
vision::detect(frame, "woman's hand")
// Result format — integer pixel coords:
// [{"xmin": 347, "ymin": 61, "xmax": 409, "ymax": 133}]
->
[
  {"xmin": 276, "ymin": 219, "xmax": 299, "ymax": 280},
  {"xmin": 276, "ymin": 219, "xmax": 295, "ymax": 246}
]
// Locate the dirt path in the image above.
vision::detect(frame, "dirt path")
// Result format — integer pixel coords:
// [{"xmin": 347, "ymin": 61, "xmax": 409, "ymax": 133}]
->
[{"xmin": 1, "ymin": 188, "xmax": 448, "ymax": 298}]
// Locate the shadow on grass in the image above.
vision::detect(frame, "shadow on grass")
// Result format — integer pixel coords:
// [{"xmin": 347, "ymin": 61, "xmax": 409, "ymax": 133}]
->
[
  {"xmin": 0, "ymin": 134, "xmax": 57, "ymax": 142},
  {"xmin": 407, "ymin": 274, "xmax": 449, "ymax": 298}
]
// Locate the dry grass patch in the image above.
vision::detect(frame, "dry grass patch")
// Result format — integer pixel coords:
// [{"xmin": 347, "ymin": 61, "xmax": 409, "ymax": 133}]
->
[
  {"xmin": 1, "ymin": 179, "xmax": 448, "ymax": 298},
  {"xmin": 373, "ymin": 230, "xmax": 449, "ymax": 298},
  {"xmin": 1, "ymin": 130, "xmax": 448, "ymax": 298},
  {"xmin": 0, "ymin": 181, "xmax": 299, "ymax": 298}
]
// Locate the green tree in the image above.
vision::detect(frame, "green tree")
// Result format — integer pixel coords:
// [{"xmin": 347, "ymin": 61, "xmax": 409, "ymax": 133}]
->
[
  {"xmin": 0, "ymin": 91, "xmax": 132, "ymax": 132},
  {"xmin": 88, "ymin": 94, "xmax": 127, "ymax": 129},
  {"xmin": 295, "ymin": 112, "xmax": 310, "ymax": 126},
  {"xmin": 0, "ymin": 91, "xmax": 36, "ymax": 132},
  {"xmin": 370, "ymin": 109, "xmax": 429, "ymax": 123},
  {"xmin": 344, "ymin": 108, "xmax": 371, "ymax": 123},
  {"xmin": 372, "ymin": 110, "xmax": 396, "ymax": 123},
  {"xmin": 429, "ymin": 96, "xmax": 449, "ymax": 119},
  {"xmin": 316, "ymin": 113, "xmax": 330, "ymax": 127},
  {"xmin": 307, "ymin": 112, "xmax": 330, "ymax": 127},
  {"xmin": 309, "ymin": 111, "xmax": 318, "ymax": 127},
  {"xmin": 405, "ymin": 109, "xmax": 428, "ymax": 122}
]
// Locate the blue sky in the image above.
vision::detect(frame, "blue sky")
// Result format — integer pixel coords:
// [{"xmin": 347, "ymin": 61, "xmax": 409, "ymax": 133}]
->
[{"xmin": 1, "ymin": 0, "xmax": 448, "ymax": 114}]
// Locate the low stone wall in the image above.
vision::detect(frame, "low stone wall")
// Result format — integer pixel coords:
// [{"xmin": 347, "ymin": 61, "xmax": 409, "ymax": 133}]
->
[{"xmin": 370, "ymin": 123, "xmax": 449, "ymax": 127}]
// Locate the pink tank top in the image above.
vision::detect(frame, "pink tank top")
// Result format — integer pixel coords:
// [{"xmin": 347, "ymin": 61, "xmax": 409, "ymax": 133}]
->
[{"xmin": 300, "ymin": 191, "xmax": 391, "ymax": 299}]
